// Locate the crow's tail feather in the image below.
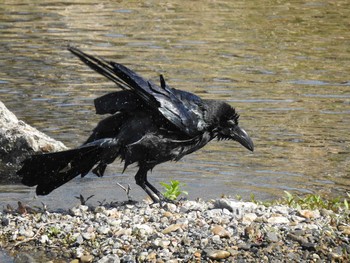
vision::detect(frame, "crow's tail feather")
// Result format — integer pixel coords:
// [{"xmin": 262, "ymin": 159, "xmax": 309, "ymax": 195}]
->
[{"xmin": 18, "ymin": 146, "xmax": 104, "ymax": 195}]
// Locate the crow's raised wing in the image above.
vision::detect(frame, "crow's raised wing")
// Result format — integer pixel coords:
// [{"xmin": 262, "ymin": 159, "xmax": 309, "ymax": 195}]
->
[{"xmin": 68, "ymin": 47, "xmax": 206, "ymax": 137}]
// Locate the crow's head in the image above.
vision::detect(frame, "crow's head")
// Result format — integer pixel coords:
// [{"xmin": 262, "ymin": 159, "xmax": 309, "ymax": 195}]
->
[{"xmin": 216, "ymin": 103, "xmax": 254, "ymax": 152}]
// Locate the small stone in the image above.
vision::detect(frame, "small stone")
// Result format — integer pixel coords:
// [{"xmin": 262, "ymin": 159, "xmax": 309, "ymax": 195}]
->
[
  {"xmin": 40, "ymin": 234, "xmax": 50, "ymax": 244},
  {"xmin": 70, "ymin": 260, "xmax": 79, "ymax": 263},
  {"xmin": 298, "ymin": 209, "xmax": 320, "ymax": 219},
  {"xmin": 14, "ymin": 252, "xmax": 36, "ymax": 263},
  {"xmin": 76, "ymin": 234, "xmax": 84, "ymax": 245},
  {"xmin": 166, "ymin": 203, "xmax": 177, "ymax": 212},
  {"xmin": 109, "ymin": 219, "xmax": 121, "ymax": 227},
  {"xmin": 242, "ymin": 213, "xmax": 258, "ymax": 225},
  {"xmin": 80, "ymin": 254, "xmax": 94, "ymax": 263},
  {"xmin": 147, "ymin": 252, "xmax": 157, "ymax": 261},
  {"xmin": 338, "ymin": 225, "xmax": 350, "ymax": 235},
  {"xmin": 211, "ymin": 225, "xmax": 230, "ymax": 238},
  {"xmin": 163, "ymin": 211, "xmax": 173, "ymax": 218},
  {"xmin": 162, "ymin": 224, "xmax": 182, "ymax": 234},
  {"xmin": 211, "ymin": 235, "xmax": 222, "ymax": 244},
  {"xmin": 75, "ymin": 247, "xmax": 85, "ymax": 258},
  {"xmin": 138, "ymin": 252, "xmax": 148, "ymax": 262},
  {"xmin": 267, "ymin": 215, "xmax": 290, "ymax": 224},
  {"xmin": 97, "ymin": 226, "xmax": 110, "ymax": 234},
  {"xmin": 180, "ymin": 200, "xmax": 205, "ymax": 212},
  {"xmin": 1, "ymin": 217, "xmax": 9, "ymax": 226},
  {"xmin": 207, "ymin": 250, "xmax": 231, "ymax": 260},
  {"xmin": 273, "ymin": 205, "xmax": 290, "ymax": 215},
  {"xmin": 266, "ymin": 231, "xmax": 279, "ymax": 243},
  {"xmin": 214, "ymin": 199, "xmax": 257, "ymax": 213},
  {"xmin": 82, "ymin": 232, "xmax": 96, "ymax": 240},
  {"xmin": 115, "ymin": 228, "xmax": 132, "ymax": 237},
  {"xmin": 98, "ymin": 255, "xmax": 120, "ymax": 263},
  {"xmin": 132, "ymin": 224, "xmax": 153, "ymax": 237},
  {"xmin": 16, "ymin": 236, "xmax": 25, "ymax": 241},
  {"xmin": 200, "ymin": 238, "xmax": 209, "ymax": 247},
  {"xmin": 237, "ymin": 243, "xmax": 251, "ymax": 250}
]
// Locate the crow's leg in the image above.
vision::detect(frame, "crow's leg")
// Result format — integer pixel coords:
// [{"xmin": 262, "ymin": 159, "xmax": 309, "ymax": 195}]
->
[
  {"xmin": 144, "ymin": 180, "xmax": 172, "ymax": 202},
  {"xmin": 135, "ymin": 167, "xmax": 159, "ymax": 203}
]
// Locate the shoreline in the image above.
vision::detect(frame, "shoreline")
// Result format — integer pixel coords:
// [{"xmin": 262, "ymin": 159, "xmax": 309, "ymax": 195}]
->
[{"xmin": 1, "ymin": 198, "xmax": 349, "ymax": 262}]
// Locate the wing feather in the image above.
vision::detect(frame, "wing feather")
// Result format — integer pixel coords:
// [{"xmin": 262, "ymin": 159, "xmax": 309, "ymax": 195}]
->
[{"xmin": 69, "ymin": 47, "xmax": 206, "ymax": 136}]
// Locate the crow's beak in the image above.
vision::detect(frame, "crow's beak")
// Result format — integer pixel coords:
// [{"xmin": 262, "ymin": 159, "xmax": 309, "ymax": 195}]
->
[{"xmin": 232, "ymin": 126, "xmax": 254, "ymax": 152}]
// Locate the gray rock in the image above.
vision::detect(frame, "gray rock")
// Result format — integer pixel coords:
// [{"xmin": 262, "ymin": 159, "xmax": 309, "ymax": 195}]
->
[
  {"xmin": 98, "ymin": 255, "xmax": 120, "ymax": 263},
  {"xmin": 267, "ymin": 215, "xmax": 290, "ymax": 224},
  {"xmin": 266, "ymin": 231, "xmax": 279, "ymax": 243},
  {"xmin": 0, "ymin": 101, "xmax": 67, "ymax": 164},
  {"xmin": 13, "ymin": 252, "xmax": 36, "ymax": 263}
]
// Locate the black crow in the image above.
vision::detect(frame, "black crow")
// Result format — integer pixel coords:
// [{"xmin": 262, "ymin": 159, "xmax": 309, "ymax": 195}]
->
[{"xmin": 18, "ymin": 47, "xmax": 254, "ymax": 203}]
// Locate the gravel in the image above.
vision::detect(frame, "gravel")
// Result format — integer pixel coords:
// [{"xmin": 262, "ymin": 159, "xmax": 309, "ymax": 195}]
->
[{"xmin": 0, "ymin": 198, "xmax": 349, "ymax": 262}]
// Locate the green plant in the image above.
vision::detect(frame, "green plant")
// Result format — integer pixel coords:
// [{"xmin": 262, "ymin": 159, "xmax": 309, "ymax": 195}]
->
[
  {"xmin": 47, "ymin": 226, "xmax": 61, "ymax": 238},
  {"xmin": 281, "ymin": 191, "xmax": 350, "ymax": 213},
  {"xmin": 160, "ymin": 180, "xmax": 188, "ymax": 201}
]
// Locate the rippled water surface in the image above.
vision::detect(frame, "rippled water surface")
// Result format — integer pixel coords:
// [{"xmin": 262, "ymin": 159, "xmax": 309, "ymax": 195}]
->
[{"xmin": 0, "ymin": 0, "xmax": 349, "ymax": 209}]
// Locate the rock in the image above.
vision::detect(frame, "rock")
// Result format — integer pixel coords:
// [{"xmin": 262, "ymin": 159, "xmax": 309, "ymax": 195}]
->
[
  {"xmin": 40, "ymin": 234, "xmax": 50, "ymax": 244},
  {"xmin": 166, "ymin": 203, "xmax": 177, "ymax": 213},
  {"xmin": 214, "ymin": 199, "xmax": 257, "ymax": 214},
  {"xmin": 162, "ymin": 223, "xmax": 182, "ymax": 234},
  {"xmin": 272, "ymin": 205, "xmax": 290, "ymax": 215},
  {"xmin": 339, "ymin": 225, "xmax": 350, "ymax": 235},
  {"xmin": 298, "ymin": 209, "xmax": 320, "ymax": 219},
  {"xmin": 98, "ymin": 255, "xmax": 121, "ymax": 263},
  {"xmin": 267, "ymin": 215, "xmax": 290, "ymax": 224},
  {"xmin": 207, "ymin": 249, "xmax": 231, "ymax": 260},
  {"xmin": 1, "ymin": 217, "xmax": 9, "ymax": 226},
  {"xmin": 211, "ymin": 235, "xmax": 222, "ymax": 244},
  {"xmin": 75, "ymin": 247, "xmax": 85, "ymax": 258},
  {"xmin": 237, "ymin": 242, "xmax": 251, "ymax": 250},
  {"xmin": 180, "ymin": 200, "xmax": 206, "ymax": 212},
  {"xmin": 75, "ymin": 234, "xmax": 84, "ymax": 245},
  {"xmin": 97, "ymin": 226, "xmax": 110, "ymax": 235},
  {"xmin": 0, "ymin": 101, "xmax": 67, "ymax": 164},
  {"xmin": 266, "ymin": 231, "xmax": 279, "ymax": 243},
  {"xmin": 13, "ymin": 252, "xmax": 36, "ymax": 263},
  {"xmin": 211, "ymin": 225, "xmax": 230, "ymax": 238},
  {"xmin": 82, "ymin": 232, "xmax": 96, "ymax": 240},
  {"xmin": 80, "ymin": 254, "xmax": 94, "ymax": 263},
  {"xmin": 132, "ymin": 224, "xmax": 153, "ymax": 237},
  {"xmin": 163, "ymin": 211, "xmax": 173, "ymax": 218},
  {"xmin": 242, "ymin": 213, "xmax": 258, "ymax": 225}
]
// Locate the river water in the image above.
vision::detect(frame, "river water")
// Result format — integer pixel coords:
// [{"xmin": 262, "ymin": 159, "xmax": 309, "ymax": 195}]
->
[{"xmin": 0, "ymin": 0, "xmax": 349, "ymax": 210}]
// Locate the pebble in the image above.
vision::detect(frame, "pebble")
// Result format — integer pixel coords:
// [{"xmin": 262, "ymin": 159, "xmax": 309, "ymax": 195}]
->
[
  {"xmin": 1, "ymin": 198, "xmax": 349, "ymax": 262},
  {"xmin": 211, "ymin": 225, "xmax": 230, "ymax": 238},
  {"xmin": 298, "ymin": 209, "xmax": 320, "ymax": 219},
  {"xmin": 242, "ymin": 213, "xmax": 258, "ymax": 225},
  {"xmin": 207, "ymin": 249, "xmax": 231, "ymax": 260},
  {"xmin": 162, "ymin": 223, "xmax": 182, "ymax": 234},
  {"xmin": 267, "ymin": 215, "xmax": 290, "ymax": 224},
  {"xmin": 80, "ymin": 254, "xmax": 94, "ymax": 263}
]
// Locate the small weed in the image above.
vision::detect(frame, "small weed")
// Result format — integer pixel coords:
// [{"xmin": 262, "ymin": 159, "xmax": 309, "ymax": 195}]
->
[
  {"xmin": 281, "ymin": 191, "xmax": 350, "ymax": 213},
  {"xmin": 248, "ymin": 191, "xmax": 350, "ymax": 215},
  {"xmin": 47, "ymin": 226, "xmax": 61, "ymax": 238},
  {"xmin": 160, "ymin": 180, "xmax": 188, "ymax": 201}
]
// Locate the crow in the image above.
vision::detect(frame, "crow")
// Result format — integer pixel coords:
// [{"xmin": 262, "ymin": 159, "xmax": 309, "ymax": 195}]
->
[{"xmin": 18, "ymin": 47, "xmax": 254, "ymax": 203}]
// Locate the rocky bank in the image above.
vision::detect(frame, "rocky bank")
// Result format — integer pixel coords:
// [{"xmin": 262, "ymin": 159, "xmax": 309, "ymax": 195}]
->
[{"xmin": 1, "ymin": 198, "xmax": 349, "ymax": 262}]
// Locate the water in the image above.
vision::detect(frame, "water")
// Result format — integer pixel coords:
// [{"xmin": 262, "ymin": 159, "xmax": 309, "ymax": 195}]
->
[{"xmin": 0, "ymin": 0, "xmax": 349, "ymax": 210}]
